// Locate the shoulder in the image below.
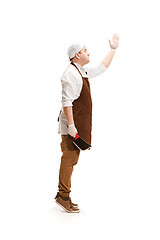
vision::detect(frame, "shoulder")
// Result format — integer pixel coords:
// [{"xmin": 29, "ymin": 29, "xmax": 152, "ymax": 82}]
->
[
  {"xmin": 61, "ymin": 64, "xmax": 81, "ymax": 83},
  {"xmin": 64, "ymin": 64, "xmax": 80, "ymax": 76}
]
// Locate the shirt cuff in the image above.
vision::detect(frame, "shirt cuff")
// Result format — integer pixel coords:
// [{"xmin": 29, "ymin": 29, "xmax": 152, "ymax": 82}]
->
[{"xmin": 62, "ymin": 100, "xmax": 73, "ymax": 107}]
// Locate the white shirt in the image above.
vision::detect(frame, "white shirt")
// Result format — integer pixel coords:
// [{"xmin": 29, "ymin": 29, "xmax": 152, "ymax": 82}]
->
[{"xmin": 58, "ymin": 62, "xmax": 107, "ymax": 134}]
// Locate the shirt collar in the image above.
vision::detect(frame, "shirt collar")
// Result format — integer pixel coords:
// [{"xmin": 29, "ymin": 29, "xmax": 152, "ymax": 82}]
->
[
  {"xmin": 74, "ymin": 62, "xmax": 83, "ymax": 69},
  {"xmin": 73, "ymin": 63, "xmax": 87, "ymax": 77}
]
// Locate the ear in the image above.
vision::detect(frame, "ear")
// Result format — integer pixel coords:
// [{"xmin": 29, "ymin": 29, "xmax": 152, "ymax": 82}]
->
[{"xmin": 75, "ymin": 52, "xmax": 80, "ymax": 59}]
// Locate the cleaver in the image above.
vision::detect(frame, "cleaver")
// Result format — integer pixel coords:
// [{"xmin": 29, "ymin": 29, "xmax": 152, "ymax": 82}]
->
[{"xmin": 73, "ymin": 134, "xmax": 92, "ymax": 150}]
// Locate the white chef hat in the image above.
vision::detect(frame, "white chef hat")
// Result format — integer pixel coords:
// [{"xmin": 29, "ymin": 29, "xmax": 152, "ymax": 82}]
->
[{"xmin": 67, "ymin": 43, "xmax": 84, "ymax": 60}]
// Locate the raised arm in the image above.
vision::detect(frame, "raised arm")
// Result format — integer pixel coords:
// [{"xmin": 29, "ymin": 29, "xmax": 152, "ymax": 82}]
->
[
  {"xmin": 102, "ymin": 33, "xmax": 119, "ymax": 69},
  {"xmin": 84, "ymin": 34, "xmax": 119, "ymax": 79}
]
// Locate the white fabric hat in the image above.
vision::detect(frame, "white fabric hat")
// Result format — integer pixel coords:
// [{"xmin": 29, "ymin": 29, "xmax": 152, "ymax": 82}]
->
[{"xmin": 67, "ymin": 43, "xmax": 84, "ymax": 60}]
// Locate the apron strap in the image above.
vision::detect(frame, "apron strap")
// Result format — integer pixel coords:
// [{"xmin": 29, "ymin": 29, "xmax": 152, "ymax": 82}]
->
[{"xmin": 70, "ymin": 62, "xmax": 83, "ymax": 78}]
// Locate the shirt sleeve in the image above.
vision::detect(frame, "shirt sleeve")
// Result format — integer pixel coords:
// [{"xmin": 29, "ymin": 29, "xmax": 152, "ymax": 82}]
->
[
  {"xmin": 84, "ymin": 62, "xmax": 107, "ymax": 79},
  {"xmin": 61, "ymin": 71, "xmax": 79, "ymax": 107}
]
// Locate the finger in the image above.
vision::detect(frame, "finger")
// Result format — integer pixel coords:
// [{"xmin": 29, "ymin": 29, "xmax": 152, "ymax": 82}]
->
[
  {"xmin": 116, "ymin": 35, "xmax": 119, "ymax": 40},
  {"xmin": 114, "ymin": 36, "xmax": 119, "ymax": 42},
  {"xmin": 116, "ymin": 34, "xmax": 119, "ymax": 40},
  {"xmin": 113, "ymin": 33, "xmax": 119, "ymax": 40},
  {"xmin": 113, "ymin": 33, "xmax": 116, "ymax": 39}
]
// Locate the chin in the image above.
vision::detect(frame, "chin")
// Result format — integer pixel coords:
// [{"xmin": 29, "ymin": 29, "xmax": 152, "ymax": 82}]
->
[{"xmin": 83, "ymin": 59, "xmax": 90, "ymax": 66}]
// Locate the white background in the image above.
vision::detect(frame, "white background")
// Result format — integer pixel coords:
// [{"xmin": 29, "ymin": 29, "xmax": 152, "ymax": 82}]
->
[{"xmin": 0, "ymin": 0, "xmax": 160, "ymax": 239}]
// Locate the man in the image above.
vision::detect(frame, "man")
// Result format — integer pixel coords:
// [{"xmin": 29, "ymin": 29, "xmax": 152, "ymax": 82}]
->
[{"xmin": 55, "ymin": 34, "xmax": 119, "ymax": 213}]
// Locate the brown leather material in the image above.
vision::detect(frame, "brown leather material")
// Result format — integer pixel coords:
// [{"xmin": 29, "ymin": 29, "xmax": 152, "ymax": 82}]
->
[
  {"xmin": 69, "ymin": 198, "xmax": 78, "ymax": 208},
  {"xmin": 55, "ymin": 192, "xmax": 78, "ymax": 208},
  {"xmin": 71, "ymin": 62, "xmax": 92, "ymax": 145},
  {"xmin": 56, "ymin": 195, "xmax": 80, "ymax": 213}
]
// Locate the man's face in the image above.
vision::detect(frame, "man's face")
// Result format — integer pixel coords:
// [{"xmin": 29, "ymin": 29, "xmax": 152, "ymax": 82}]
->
[{"xmin": 79, "ymin": 46, "xmax": 90, "ymax": 65}]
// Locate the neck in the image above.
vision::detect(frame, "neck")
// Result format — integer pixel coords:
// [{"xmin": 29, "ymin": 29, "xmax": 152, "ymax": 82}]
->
[{"xmin": 71, "ymin": 59, "xmax": 84, "ymax": 67}]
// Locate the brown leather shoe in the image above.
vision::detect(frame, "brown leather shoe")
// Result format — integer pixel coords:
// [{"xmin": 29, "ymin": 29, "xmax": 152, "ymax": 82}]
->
[
  {"xmin": 55, "ymin": 195, "xmax": 80, "ymax": 213},
  {"xmin": 68, "ymin": 197, "xmax": 78, "ymax": 208},
  {"xmin": 55, "ymin": 192, "xmax": 78, "ymax": 208}
]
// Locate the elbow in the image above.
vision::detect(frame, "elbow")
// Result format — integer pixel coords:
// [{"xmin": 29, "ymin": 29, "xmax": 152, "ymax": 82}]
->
[
  {"xmin": 102, "ymin": 61, "xmax": 109, "ymax": 69},
  {"xmin": 62, "ymin": 99, "xmax": 73, "ymax": 108}
]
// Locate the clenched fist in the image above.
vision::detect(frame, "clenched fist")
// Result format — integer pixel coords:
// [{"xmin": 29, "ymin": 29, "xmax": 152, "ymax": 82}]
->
[
  {"xmin": 109, "ymin": 33, "xmax": 119, "ymax": 50},
  {"xmin": 67, "ymin": 124, "xmax": 78, "ymax": 138}
]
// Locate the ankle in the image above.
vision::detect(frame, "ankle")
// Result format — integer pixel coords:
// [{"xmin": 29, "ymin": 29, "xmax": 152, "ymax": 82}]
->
[{"xmin": 59, "ymin": 194, "xmax": 70, "ymax": 201}]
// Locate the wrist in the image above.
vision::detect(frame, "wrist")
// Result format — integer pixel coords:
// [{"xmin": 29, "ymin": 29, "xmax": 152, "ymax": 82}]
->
[
  {"xmin": 110, "ymin": 48, "xmax": 116, "ymax": 52},
  {"xmin": 68, "ymin": 123, "xmax": 75, "ymax": 128}
]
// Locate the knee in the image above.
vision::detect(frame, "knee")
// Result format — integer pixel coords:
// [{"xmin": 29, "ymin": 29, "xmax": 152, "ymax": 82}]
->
[{"xmin": 73, "ymin": 150, "xmax": 80, "ymax": 166}]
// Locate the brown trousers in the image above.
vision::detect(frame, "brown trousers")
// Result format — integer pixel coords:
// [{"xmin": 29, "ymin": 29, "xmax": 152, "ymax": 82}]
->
[{"xmin": 58, "ymin": 135, "xmax": 80, "ymax": 198}]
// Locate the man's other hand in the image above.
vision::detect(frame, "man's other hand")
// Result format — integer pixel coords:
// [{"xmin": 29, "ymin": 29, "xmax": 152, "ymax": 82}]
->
[{"xmin": 67, "ymin": 124, "xmax": 78, "ymax": 138}]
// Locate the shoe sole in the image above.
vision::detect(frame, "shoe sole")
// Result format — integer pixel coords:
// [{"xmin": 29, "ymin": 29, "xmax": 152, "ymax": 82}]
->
[{"xmin": 55, "ymin": 200, "xmax": 80, "ymax": 213}]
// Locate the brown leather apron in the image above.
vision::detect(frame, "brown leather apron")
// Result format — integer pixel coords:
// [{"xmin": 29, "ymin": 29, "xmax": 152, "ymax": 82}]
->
[{"xmin": 71, "ymin": 62, "xmax": 92, "ymax": 145}]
